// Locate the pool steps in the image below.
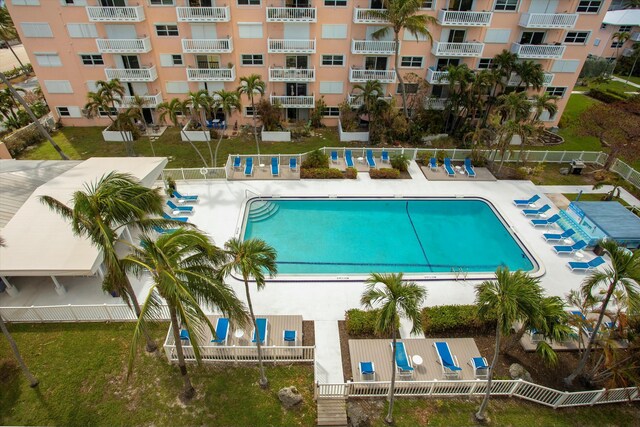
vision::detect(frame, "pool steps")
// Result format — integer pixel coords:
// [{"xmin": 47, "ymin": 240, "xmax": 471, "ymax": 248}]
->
[
  {"xmin": 247, "ymin": 200, "xmax": 279, "ymax": 222},
  {"xmin": 557, "ymin": 211, "xmax": 594, "ymax": 246}
]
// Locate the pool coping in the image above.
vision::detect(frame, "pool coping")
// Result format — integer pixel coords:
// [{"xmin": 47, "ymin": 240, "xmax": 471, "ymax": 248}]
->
[{"xmin": 235, "ymin": 195, "xmax": 545, "ymax": 282}]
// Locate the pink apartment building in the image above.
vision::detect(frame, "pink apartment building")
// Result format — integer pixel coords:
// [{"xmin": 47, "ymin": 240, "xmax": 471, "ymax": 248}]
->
[
  {"xmin": 589, "ymin": 9, "xmax": 640, "ymax": 60},
  {"xmin": 6, "ymin": 0, "xmax": 614, "ymax": 129}
]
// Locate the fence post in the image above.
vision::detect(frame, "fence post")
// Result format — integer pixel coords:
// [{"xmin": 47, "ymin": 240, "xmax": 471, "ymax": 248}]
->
[
  {"xmin": 31, "ymin": 305, "xmax": 43, "ymax": 321},
  {"xmin": 589, "ymin": 389, "xmax": 607, "ymax": 406},
  {"xmin": 314, "ymin": 381, "xmax": 319, "ymax": 401},
  {"xmin": 181, "ymin": 168, "xmax": 186, "ymax": 181},
  {"xmin": 68, "ymin": 304, "xmax": 78, "ymax": 321},
  {"xmin": 552, "ymin": 391, "xmax": 569, "ymax": 409},
  {"xmin": 469, "ymin": 381, "xmax": 478, "ymax": 397},
  {"xmin": 542, "ymin": 151, "xmax": 548, "ymax": 162},
  {"xmin": 509, "ymin": 379, "xmax": 523, "ymax": 397},
  {"xmin": 413, "ymin": 148, "xmax": 418, "ymax": 160},
  {"xmin": 560, "ymin": 151, "xmax": 567, "ymax": 163},
  {"xmin": 104, "ymin": 303, "xmax": 112, "ymax": 321},
  {"xmin": 345, "ymin": 380, "xmax": 351, "ymax": 398}
]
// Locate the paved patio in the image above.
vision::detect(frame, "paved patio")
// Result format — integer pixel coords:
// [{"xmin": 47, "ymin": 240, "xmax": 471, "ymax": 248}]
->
[{"xmin": 420, "ymin": 164, "xmax": 497, "ymax": 181}]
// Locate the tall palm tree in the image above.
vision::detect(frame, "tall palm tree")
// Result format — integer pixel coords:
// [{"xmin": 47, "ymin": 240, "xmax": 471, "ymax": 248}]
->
[
  {"xmin": 157, "ymin": 98, "xmax": 209, "ymax": 168},
  {"xmin": 187, "ymin": 89, "xmax": 215, "ymax": 167},
  {"xmin": 39, "ymin": 172, "xmax": 180, "ymax": 353},
  {"xmin": 129, "ymin": 95, "xmax": 149, "ymax": 133},
  {"xmin": 444, "ymin": 64, "xmax": 475, "ymax": 132},
  {"xmin": 361, "ymin": 272, "xmax": 426, "ymax": 425},
  {"xmin": 474, "ymin": 267, "xmax": 543, "ymax": 421},
  {"xmin": 530, "ymin": 93, "xmax": 558, "ymax": 123},
  {"xmin": 514, "ymin": 60, "xmax": 544, "ymax": 91},
  {"xmin": 612, "ymin": 32, "xmax": 631, "ymax": 60},
  {"xmin": 0, "ymin": 6, "xmax": 30, "ymax": 77},
  {"xmin": 123, "ymin": 229, "xmax": 247, "ymax": 402},
  {"xmin": 565, "ymin": 241, "xmax": 640, "ymax": 386},
  {"xmin": 219, "ymin": 238, "xmax": 277, "ymax": 388},
  {"xmin": 351, "ymin": 79, "xmax": 384, "ymax": 117},
  {"xmin": 370, "ymin": 0, "xmax": 435, "ymax": 118},
  {"xmin": 212, "ymin": 89, "xmax": 241, "ymax": 167},
  {"xmin": 238, "ymin": 74, "xmax": 266, "ymax": 156}
]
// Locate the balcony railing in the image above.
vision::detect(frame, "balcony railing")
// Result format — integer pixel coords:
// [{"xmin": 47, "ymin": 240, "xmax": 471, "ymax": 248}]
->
[
  {"xmin": 437, "ymin": 10, "xmax": 492, "ymax": 26},
  {"xmin": 86, "ymin": 6, "xmax": 144, "ymax": 22},
  {"xmin": 117, "ymin": 93, "xmax": 163, "ymax": 108},
  {"xmin": 182, "ymin": 38, "xmax": 233, "ymax": 53},
  {"xmin": 631, "ymin": 31, "xmax": 640, "ymax": 42},
  {"xmin": 267, "ymin": 38, "xmax": 316, "ymax": 53},
  {"xmin": 353, "ymin": 8, "xmax": 388, "ymax": 23},
  {"xmin": 432, "ymin": 41, "xmax": 484, "ymax": 57},
  {"xmin": 266, "ymin": 7, "xmax": 317, "ymax": 22},
  {"xmin": 424, "ymin": 98, "xmax": 447, "ymax": 110},
  {"xmin": 176, "ymin": 6, "xmax": 230, "ymax": 22},
  {"xmin": 511, "ymin": 43, "xmax": 565, "ymax": 59},
  {"xmin": 96, "ymin": 37, "xmax": 151, "ymax": 53},
  {"xmin": 270, "ymin": 95, "xmax": 315, "ymax": 108},
  {"xmin": 105, "ymin": 66, "xmax": 157, "ymax": 82},
  {"xmin": 426, "ymin": 67, "xmax": 449, "ymax": 84},
  {"xmin": 519, "ymin": 13, "xmax": 578, "ymax": 29},
  {"xmin": 351, "ymin": 39, "xmax": 397, "ymax": 55},
  {"xmin": 268, "ymin": 67, "xmax": 315, "ymax": 82},
  {"xmin": 186, "ymin": 66, "xmax": 236, "ymax": 82},
  {"xmin": 347, "ymin": 94, "xmax": 393, "ymax": 107},
  {"xmin": 349, "ymin": 68, "xmax": 397, "ymax": 83},
  {"xmin": 507, "ymin": 72, "xmax": 554, "ymax": 86}
]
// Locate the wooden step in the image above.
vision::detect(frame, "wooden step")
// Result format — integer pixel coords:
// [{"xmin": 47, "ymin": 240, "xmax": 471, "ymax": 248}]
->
[{"xmin": 317, "ymin": 398, "xmax": 347, "ymax": 427}]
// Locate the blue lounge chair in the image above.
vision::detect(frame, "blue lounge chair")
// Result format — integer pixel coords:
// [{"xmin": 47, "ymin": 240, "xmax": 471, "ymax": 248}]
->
[
  {"xmin": 464, "ymin": 158, "xmax": 476, "ymax": 178},
  {"xmin": 252, "ymin": 318, "xmax": 268, "ymax": 345},
  {"xmin": 434, "ymin": 341, "xmax": 463, "ymax": 379},
  {"xmin": 470, "ymin": 357, "xmax": 488, "ymax": 379},
  {"xmin": 345, "ymin": 150, "xmax": 354, "ymax": 168},
  {"xmin": 553, "ymin": 240, "xmax": 587, "ymax": 254},
  {"xmin": 283, "ymin": 330, "xmax": 297, "ymax": 345},
  {"xmin": 162, "ymin": 212, "xmax": 188, "ymax": 222},
  {"xmin": 429, "ymin": 157, "xmax": 438, "ymax": 171},
  {"xmin": 211, "ymin": 317, "xmax": 229, "ymax": 345},
  {"xmin": 381, "ymin": 151, "xmax": 389, "ymax": 163},
  {"xmin": 392, "ymin": 341, "xmax": 414, "ymax": 377},
  {"xmin": 179, "ymin": 329, "xmax": 190, "ymax": 342},
  {"xmin": 153, "ymin": 225, "xmax": 178, "ymax": 234},
  {"xmin": 570, "ymin": 310, "xmax": 595, "ymax": 338},
  {"xmin": 443, "ymin": 158, "xmax": 455, "ymax": 177},
  {"xmin": 271, "ymin": 157, "xmax": 279, "ymax": 176},
  {"xmin": 359, "ymin": 361, "xmax": 375, "ymax": 381},
  {"xmin": 513, "ymin": 194, "xmax": 540, "ymax": 207},
  {"xmin": 331, "ymin": 151, "xmax": 338, "ymax": 164},
  {"xmin": 289, "ymin": 157, "xmax": 298, "ymax": 171},
  {"xmin": 543, "ymin": 228, "xmax": 575, "ymax": 242},
  {"xmin": 522, "ymin": 204, "xmax": 550, "ymax": 216},
  {"xmin": 531, "ymin": 213, "xmax": 560, "ymax": 227},
  {"xmin": 173, "ymin": 190, "xmax": 198, "ymax": 202},
  {"xmin": 244, "ymin": 157, "xmax": 253, "ymax": 176},
  {"xmin": 167, "ymin": 200, "xmax": 193, "ymax": 213},
  {"xmin": 233, "ymin": 156, "xmax": 241, "ymax": 170},
  {"xmin": 568, "ymin": 256, "xmax": 606, "ymax": 271},
  {"xmin": 366, "ymin": 149, "xmax": 376, "ymax": 168}
]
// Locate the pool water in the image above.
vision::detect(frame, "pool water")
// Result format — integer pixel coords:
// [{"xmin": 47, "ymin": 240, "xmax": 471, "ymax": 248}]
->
[{"xmin": 242, "ymin": 198, "xmax": 535, "ymax": 275}]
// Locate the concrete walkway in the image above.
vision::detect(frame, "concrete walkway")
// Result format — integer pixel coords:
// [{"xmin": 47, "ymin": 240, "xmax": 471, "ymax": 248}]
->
[
  {"xmin": 537, "ymin": 185, "xmax": 640, "ymax": 206},
  {"xmin": 611, "ymin": 75, "xmax": 640, "ymax": 89},
  {"xmin": 314, "ymin": 320, "xmax": 344, "ymax": 384}
]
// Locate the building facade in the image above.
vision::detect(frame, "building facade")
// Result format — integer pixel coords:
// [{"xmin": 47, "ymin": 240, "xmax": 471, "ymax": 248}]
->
[
  {"xmin": 589, "ymin": 9, "xmax": 640, "ymax": 60},
  {"xmin": 7, "ymin": 0, "xmax": 613, "ymax": 129}
]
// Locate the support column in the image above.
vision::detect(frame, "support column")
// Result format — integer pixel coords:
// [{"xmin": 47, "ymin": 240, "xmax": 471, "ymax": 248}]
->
[
  {"xmin": 96, "ymin": 263, "xmax": 105, "ymax": 279},
  {"xmin": 50, "ymin": 276, "xmax": 66, "ymax": 295},
  {"xmin": 1, "ymin": 276, "xmax": 20, "ymax": 297}
]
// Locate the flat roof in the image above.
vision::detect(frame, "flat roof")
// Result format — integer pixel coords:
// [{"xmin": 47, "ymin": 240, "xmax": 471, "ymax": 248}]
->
[
  {"xmin": 602, "ymin": 10, "xmax": 640, "ymax": 26},
  {"xmin": 573, "ymin": 201, "xmax": 640, "ymax": 241},
  {"xmin": 0, "ymin": 157, "xmax": 167, "ymax": 276}
]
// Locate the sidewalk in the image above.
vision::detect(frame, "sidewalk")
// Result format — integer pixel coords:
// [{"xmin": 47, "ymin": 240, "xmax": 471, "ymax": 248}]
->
[
  {"xmin": 611, "ymin": 75, "xmax": 640, "ymax": 90},
  {"xmin": 314, "ymin": 320, "xmax": 344, "ymax": 384},
  {"xmin": 537, "ymin": 184, "xmax": 639, "ymax": 206}
]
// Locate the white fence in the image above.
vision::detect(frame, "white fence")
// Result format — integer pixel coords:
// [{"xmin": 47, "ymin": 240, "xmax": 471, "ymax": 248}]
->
[
  {"xmin": 0, "ymin": 303, "xmax": 169, "ymax": 323},
  {"xmin": 162, "ymin": 167, "xmax": 226, "ymax": 181},
  {"xmin": 164, "ymin": 343, "xmax": 315, "ymax": 363}
]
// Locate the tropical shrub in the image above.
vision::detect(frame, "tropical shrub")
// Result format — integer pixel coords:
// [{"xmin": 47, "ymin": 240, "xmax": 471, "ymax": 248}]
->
[
  {"xmin": 301, "ymin": 148, "xmax": 329, "ymax": 169},
  {"xmin": 345, "ymin": 308, "xmax": 399, "ymax": 337},
  {"xmin": 390, "ymin": 154, "xmax": 410, "ymax": 172},
  {"xmin": 422, "ymin": 304, "xmax": 496, "ymax": 334},
  {"xmin": 370, "ymin": 168, "xmax": 400, "ymax": 179},
  {"xmin": 587, "ymin": 88, "xmax": 627, "ymax": 104},
  {"xmin": 344, "ymin": 167, "xmax": 358, "ymax": 179},
  {"xmin": 310, "ymin": 96, "xmax": 327, "ymax": 128},
  {"xmin": 339, "ymin": 101, "xmax": 358, "ymax": 132},
  {"xmin": 3, "ymin": 124, "xmax": 44, "ymax": 156},
  {"xmin": 256, "ymin": 99, "xmax": 283, "ymax": 131},
  {"xmin": 300, "ymin": 168, "xmax": 343, "ymax": 179}
]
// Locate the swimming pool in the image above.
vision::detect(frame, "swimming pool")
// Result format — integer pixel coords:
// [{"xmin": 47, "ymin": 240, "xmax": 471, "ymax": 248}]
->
[{"xmin": 241, "ymin": 198, "xmax": 537, "ymax": 277}]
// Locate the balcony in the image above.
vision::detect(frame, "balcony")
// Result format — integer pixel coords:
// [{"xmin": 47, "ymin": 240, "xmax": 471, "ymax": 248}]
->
[
  {"xmin": 351, "ymin": 39, "xmax": 397, "ymax": 55},
  {"xmin": 186, "ymin": 66, "xmax": 236, "ymax": 82},
  {"xmin": 519, "ymin": 13, "xmax": 578, "ymax": 29},
  {"xmin": 631, "ymin": 31, "xmax": 640, "ymax": 42},
  {"xmin": 176, "ymin": 6, "xmax": 230, "ymax": 22},
  {"xmin": 424, "ymin": 98, "xmax": 447, "ymax": 110},
  {"xmin": 96, "ymin": 37, "xmax": 151, "ymax": 53},
  {"xmin": 437, "ymin": 10, "xmax": 492, "ymax": 27},
  {"xmin": 266, "ymin": 7, "xmax": 317, "ymax": 22},
  {"xmin": 182, "ymin": 38, "xmax": 233, "ymax": 53},
  {"xmin": 117, "ymin": 93, "xmax": 163, "ymax": 108},
  {"xmin": 349, "ymin": 67, "xmax": 396, "ymax": 83},
  {"xmin": 432, "ymin": 41, "xmax": 484, "ymax": 57},
  {"xmin": 426, "ymin": 67, "xmax": 449, "ymax": 84},
  {"xmin": 511, "ymin": 43, "xmax": 565, "ymax": 59},
  {"xmin": 267, "ymin": 38, "xmax": 316, "ymax": 53},
  {"xmin": 353, "ymin": 8, "xmax": 388, "ymax": 24},
  {"xmin": 86, "ymin": 6, "xmax": 144, "ymax": 22},
  {"xmin": 507, "ymin": 72, "xmax": 554, "ymax": 86},
  {"xmin": 105, "ymin": 66, "xmax": 157, "ymax": 82},
  {"xmin": 268, "ymin": 67, "xmax": 315, "ymax": 82},
  {"xmin": 347, "ymin": 94, "xmax": 392, "ymax": 107},
  {"xmin": 270, "ymin": 95, "xmax": 315, "ymax": 108}
]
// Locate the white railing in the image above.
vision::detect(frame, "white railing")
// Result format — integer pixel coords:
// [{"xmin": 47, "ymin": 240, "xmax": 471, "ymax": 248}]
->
[
  {"xmin": 176, "ymin": 6, "xmax": 230, "ymax": 22},
  {"xmin": 86, "ymin": 6, "xmax": 144, "ymax": 22},
  {"xmin": 349, "ymin": 68, "xmax": 397, "ymax": 83},
  {"xmin": 163, "ymin": 167, "xmax": 227, "ymax": 181},
  {"xmin": 611, "ymin": 159, "xmax": 640, "ymax": 189},
  {"xmin": 270, "ymin": 95, "xmax": 315, "ymax": 108},
  {"xmin": 104, "ymin": 66, "xmax": 157, "ymax": 82},
  {"xmin": 165, "ymin": 343, "xmax": 315, "ymax": 363},
  {"xmin": 267, "ymin": 38, "xmax": 316, "ymax": 53},
  {"xmin": 117, "ymin": 93, "xmax": 163, "ymax": 108},
  {"xmin": 268, "ymin": 67, "xmax": 315, "ymax": 82},
  {"xmin": 424, "ymin": 98, "xmax": 447, "ymax": 110},
  {"xmin": 432, "ymin": 41, "xmax": 484, "ymax": 57},
  {"xmin": 507, "ymin": 72, "xmax": 554, "ymax": 86},
  {"xmin": 519, "ymin": 13, "xmax": 578, "ymax": 29},
  {"xmin": 511, "ymin": 43, "xmax": 565, "ymax": 59},
  {"xmin": 351, "ymin": 39, "xmax": 397, "ymax": 54},
  {"xmin": 347, "ymin": 94, "xmax": 393, "ymax": 107},
  {"xmin": 266, "ymin": 7, "xmax": 317, "ymax": 22},
  {"xmin": 353, "ymin": 8, "xmax": 388, "ymax": 23},
  {"xmin": 186, "ymin": 66, "xmax": 236, "ymax": 82},
  {"xmin": 426, "ymin": 67, "xmax": 449, "ymax": 84},
  {"xmin": 0, "ymin": 303, "xmax": 169, "ymax": 322},
  {"xmin": 96, "ymin": 37, "xmax": 151, "ymax": 53},
  {"xmin": 437, "ymin": 10, "xmax": 492, "ymax": 26},
  {"xmin": 181, "ymin": 38, "xmax": 233, "ymax": 53}
]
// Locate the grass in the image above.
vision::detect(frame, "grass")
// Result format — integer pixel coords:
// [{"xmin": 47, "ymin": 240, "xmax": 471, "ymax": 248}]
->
[
  {"xmin": 0, "ymin": 322, "xmax": 316, "ymax": 426},
  {"xmin": 554, "ymin": 94, "xmax": 602, "ymax": 152},
  {"xmin": 563, "ymin": 193, "xmax": 630, "ymax": 206},
  {"xmin": 573, "ymin": 80, "xmax": 638, "ymax": 94},
  {"xmin": 614, "ymin": 74, "xmax": 640, "ymax": 86}
]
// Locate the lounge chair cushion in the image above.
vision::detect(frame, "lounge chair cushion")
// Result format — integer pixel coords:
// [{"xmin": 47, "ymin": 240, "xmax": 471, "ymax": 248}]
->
[
  {"xmin": 435, "ymin": 342, "xmax": 462, "ymax": 371},
  {"xmin": 180, "ymin": 329, "xmax": 190, "ymax": 341},
  {"xmin": 283, "ymin": 330, "xmax": 296, "ymax": 342},
  {"xmin": 472, "ymin": 357, "xmax": 488, "ymax": 369},
  {"xmin": 211, "ymin": 318, "xmax": 229, "ymax": 343},
  {"xmin": 360, "ymin": 361, "xmax": 375, "ymax": 375}
]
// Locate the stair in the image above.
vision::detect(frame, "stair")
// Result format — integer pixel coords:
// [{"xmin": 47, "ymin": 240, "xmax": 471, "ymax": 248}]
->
[
  {"xmin": 558, "ymin": 211, "xmax": 594, "ymax": 245},
  {"xmin": 317, "ymin": 398, "xmax": 348, "ymax": 427},
  {"xmin": 247, "ymin": 200, "xmax": 279, "ymax": 222}
]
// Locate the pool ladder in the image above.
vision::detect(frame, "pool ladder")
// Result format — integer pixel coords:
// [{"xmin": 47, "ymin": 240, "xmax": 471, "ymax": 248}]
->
[{"xmin": 452, "ymin": 266, "xmax": 468, "ymax": 281}]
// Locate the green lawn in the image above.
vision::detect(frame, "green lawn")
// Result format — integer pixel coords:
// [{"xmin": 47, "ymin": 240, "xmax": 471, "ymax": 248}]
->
[
  {"xmin": 0, "ymin": 323, "xmax": 316, "ymax": 426},
  {"xmin": 553, "ymin": 94, "xmax": 602, "ymax": 152},
  {"xmin": 614, "ymin": 74, "xmax": 640, "ymax": 86},
  {"xmin": 573, "ymin": 80, "xmax": 638, "ymax": 94},
  {"xmin": 563, "ymin": 193, "xmax": 630, "ymax": 206}
]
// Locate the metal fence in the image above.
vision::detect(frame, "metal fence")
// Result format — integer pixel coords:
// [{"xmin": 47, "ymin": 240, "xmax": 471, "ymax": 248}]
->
[{"xmin": 0, "ymin": 303, "xmax": 170, "ymax": 323}]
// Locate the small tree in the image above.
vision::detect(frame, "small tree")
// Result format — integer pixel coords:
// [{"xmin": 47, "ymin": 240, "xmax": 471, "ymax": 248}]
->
[
  {"xmin": 238, "ymin": 74, "xmax": 266, "ymax": 154},
  {"xmin": 309, "ymin": 96, "xmax": 327, "ymax": 128},
  {"xmin": 256, "ymin": 98, "xmax": 283, "ymax": 131},
  {"xmin": 157, "ymin": 98, "xmax": 209, "ymax": 168}
]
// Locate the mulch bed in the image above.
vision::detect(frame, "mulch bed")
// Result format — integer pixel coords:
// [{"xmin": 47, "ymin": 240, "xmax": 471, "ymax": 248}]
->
[{"xmin": 302, "ymin": 321, "xmax": 315, "ymax": 347}]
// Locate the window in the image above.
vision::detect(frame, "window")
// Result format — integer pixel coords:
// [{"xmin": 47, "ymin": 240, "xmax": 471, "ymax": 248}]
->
[
  {"xmin": 564, "ymin": 31, "xmax": 590, "ymax": 44},
  {"xmin": 551, "ymin": 60, "xmax": 580, "ymax": 73},
  {"xmin": 238, "ymin": 0, "xmax": 261, "ymax": 4},
  {"xmin": 57, "ymin": 107, "xmax": 70, "ymax": 117},
  {"xmin": 485, "ymin": 29, "xmax": 511, "ymax": 43},
  {"xmin": 160, "ymin": 54, "xmax": 183, "ymax": 66},
  {"xmin": 98, "ymin": 107, "xmax": 118, "ymax": 117},
  {"xmin": 244, "ymin": 106, "xmax": 258, "ymax": 116},
  {"xmin": 397, "ymin": 83, "xmax": 418, "ymax": 94},
  {"xmin": 20, "ymin": 23, "xmax": 53, "ymax": 38},
  {"xmin": 35, "ymin": 53, "xmax": 62, "ymax": 67},
  {"xmin": 12, "ymin": 0, "xmax": 40, "ymax": 5},
  {"xmin": 67, "ymin": 23, "xmax": 98, "ymax": 38},
  {"xmin": 611, "ymin": 40, "xmax": 624, "ymax": 48},
  {"xmin": 619, "ymin": 25, "xmax": 632, "ymax": 32},
  {"xmin": 324, "ymin": 107, "xmax": 340, "ymax": 117},
  {"xmin": 155, "ymin": 24, "xmax": 179, "ymax": 36},
  {"xmin": 321, "ymin": 55, "xmax": 344, "ymax": 66},
  {"xmin": 241, "ymin": 54, "xmax": 264, "ymax": 65},
  {"xmin": 238, "ymin": 23, "xmax": 263, "ymax": 38},
  {"xmin": 324, "ymin": 0, "xmax": 347, "ymax": 5},
  {"xmin": 150, "ymin": 0, "xmax": 174, "ymax": 4},
  {"xmin": 576, "ymin": 0, "xmax": 601, "ymax": 13},
  {"xmin": 44, "ymin": 80, "xmax": 73, "ymax": 93},
  {"xmin": 166, "ymin": 81, "xmax": 190, "ymax": 94},
  {"xmin": 600, "ymin": 23, "xmax": 607, "ymax": 29},
  {"xmin": 477, "ymin": 58, "xmax": 494, "ymax": 69},
  {"xmin": 56, "ymin": 106, "xmax": 81, "ymax": 117},
  {"xmin": 400, "ymin": 56, "xmax": 423, "ymax": 67},
  {"xmin": 80, "ymin": 54, "xmax": 104, "ymax": 65},
  {"xmin": 421, "ymin": 0, "xmax": 434, "ymax": 8},
  {"xmin": 319, "ymin": 81, "xmax": 343, "ymax": 94},
  {"xmin": 60, "ymin": 0, "xmax": 86, "ymax": 4},
  {"xmin": 321, "ymin": 24, "xmax": 347, "ymax": 39},
  {"xmin": 545, "ymin": 86, "xmax": 566, "ymax": 97},
  {"xmin": 494, "ymin": 0, "xmax": 518, "ymax": 11}
]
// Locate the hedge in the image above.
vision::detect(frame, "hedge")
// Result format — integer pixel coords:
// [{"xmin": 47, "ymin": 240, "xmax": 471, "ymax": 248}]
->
[
  {"xmin": 300, "ymin": 168, "xmax": 344, "ymax": 179},
  {"xmin": 345, "ymin": 167, "xmax": 357, "ymax": 179},
  {"xmin": 369, "ymin": 168, "xmax": 400, "ymax": 179},
  {"xmin": 345, "ymin": 309, "xmax": 399, "ymax": 338},
  {"xmin": 422, "ymin": 305, "xmax": 496, "ymax": 334},
  {"xmin": 2, "ymin": 124, "xmax": 45, "ymax": 157},
  {"xmin": 587, "ymin": 88, "xmax": 627, "ymax": 104}
]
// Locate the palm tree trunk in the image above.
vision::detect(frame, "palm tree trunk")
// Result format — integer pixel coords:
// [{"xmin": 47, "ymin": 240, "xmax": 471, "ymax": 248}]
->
[
  {"xmin": 180, "ymin": 123, "xmax": 209, "ymax": 168},
  {"xmin": 394, "ymin": 31, "xmax": 408, "ymax": 119},
  {"xmin": 476, "ymin": 321, "xmax": 501, "ymax": 421},
  {"xmin": 0, "ymin": 313, "xmax": 39, "ymax": 387},
  {"xmin": 169, "ymin": 307, "xmax": 195, "ymax": 401},
  {"xmin": 251, "ymin": 95, "xmax": 260, "ymax": 156},
  {"xmin": 502, "ymin": 325, "xmax": 527, "ymax": 354},
  {"xmin": 213, "ymin": 114, "xmax": 226, "ymax": 168},
  {"xmin": 2, "ymin": 37, "xmax": 29, "ymax": 77},
  {"xmin": 244, "ymin": 278, "xmax": 268, "ymax": 388},
  {"xmin": 386, "ymin": 318, "xmax": 397, "ymax": 425},
  {"xmin": 199, "ymin": 108, "xmax": 214, "ymax": 167}
]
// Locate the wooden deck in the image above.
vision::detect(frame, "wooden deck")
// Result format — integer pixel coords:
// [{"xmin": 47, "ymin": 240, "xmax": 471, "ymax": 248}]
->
[
  {"xmin": 330, "ymin": 157, "xmax": 393, "ymax": 173},
  {"xmin": 190, "ymin": 314, "xmax": 303, "ymax": 347},
  {"xmin": 420, "ymin": 164, "xmax": 497, "ymax": 181},
  {"xmin": 316, "ymin": 398, "xmax": 348, "ymax": 426},
  {"xmin": 348, "ymin": 338, "xmax": 483, "ymax": 382},
  {"xmin": 227, "ymin": 165, "xmax": 300, "ymax": 181}
]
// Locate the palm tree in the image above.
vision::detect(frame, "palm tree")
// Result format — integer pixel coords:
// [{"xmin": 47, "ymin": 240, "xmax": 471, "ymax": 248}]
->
[
  {"xmin": 514, "ymin": 60, "xmax": 544, "ymax": 91},
  {"xmin": 565, "ymin": 240, "xmax": 640, "ymax": 386},
  {"xmin": 212, "ymin": 89, "xmax": 241, "ymax": 167},
  {"xmin": 238, "ymin": 74, "xmax": 266, "ymax": 156},
  {"xmin": 444, "ymin": 64, "xmax": 475, "ymax": 132},
  {"xmin": 530, "ymin": 93, "xmax": 558, "ymax": 123},
  {"xmin": 592, "ymin": 175, "xmax": 626, "ymax": 201},
  {"xmin": 370, "ymin": 0, "xmax": 435, "ymax": 118},
  {"xmin": 129, "ymin": 95, "xmax": 149, "ymax": 133},
  {"xmin": 39, "ymin": 172, "xmax": 180, "ymax": 353},
  {"xmin": 219, "ymin": 238, "xmax": 277, "ymax": 388},
  {"xmin": 157, "ymin": 98, "xmax": 209, "ymax": 168},
  {"xmin": 351, "ymin": 79, "xmax": 384, "ymax": 117},
  {"xmin": 0, "ymin": 6, "xmax": 30, "ymax": 77},
  {"xmin": 612, "ymin": 32, "xmax": 631, "ymax": 60},
  {"xmin": 123, "ymin": 229, "xmax": 247, "ymax": 402},
  {"xmin": 360, "ymin": 272, "xmax": 426, "ymax": 425},
  {"xmin": 187, "ymin": 89, "xmax": 215, "ymax": 167},
  {"xmin": 474, "ymin": 267, "xmax": 543, "ymax": 421},
  {"xmin": 496, "ymin": 91, "xmax": 531, "ymax": 123}
]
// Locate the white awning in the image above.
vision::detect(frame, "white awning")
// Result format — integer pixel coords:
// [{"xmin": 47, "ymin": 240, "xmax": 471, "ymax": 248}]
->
[
  {"xmin": 0, "ymin": 157, "xmax": 167, "ymax": 276},
  {"xmin": 602, "ymin": 10, "xmax": 640, "ymax": 26}
]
